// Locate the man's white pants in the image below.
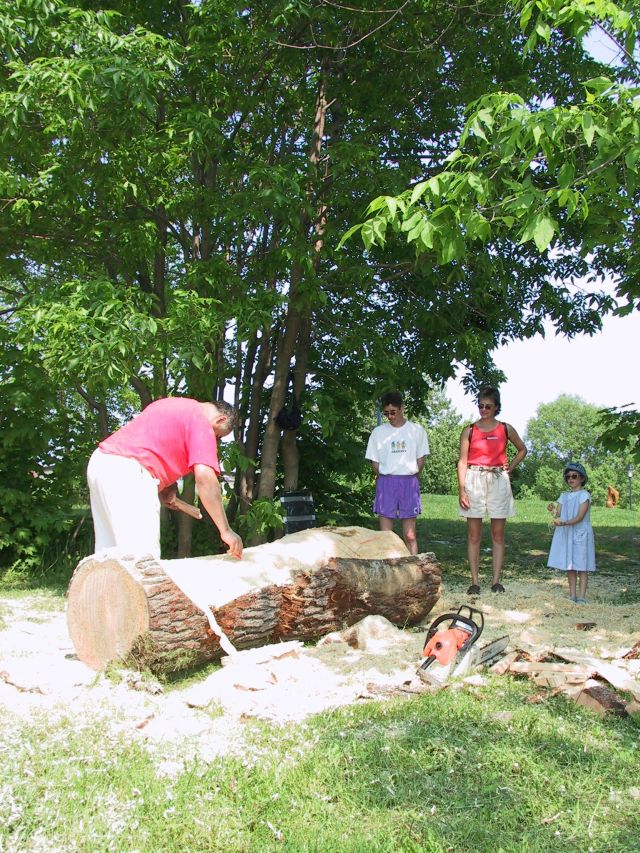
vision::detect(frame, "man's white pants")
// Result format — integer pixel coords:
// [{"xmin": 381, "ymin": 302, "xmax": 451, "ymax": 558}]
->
[{"xmin": 87, "ymin": 449, "xmax": 161, "ymax": 558}]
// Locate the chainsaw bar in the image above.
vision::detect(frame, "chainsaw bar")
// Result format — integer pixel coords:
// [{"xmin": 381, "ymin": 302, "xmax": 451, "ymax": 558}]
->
[{"xmin": 475, "ymin": 634, "xmax": 510, "ymax": 667}]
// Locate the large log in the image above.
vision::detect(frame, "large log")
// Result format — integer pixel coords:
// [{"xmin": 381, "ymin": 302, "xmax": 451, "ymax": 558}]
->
[{"xmin": 67, "ymin": 526, "xmax": 441, "ymax": 673}]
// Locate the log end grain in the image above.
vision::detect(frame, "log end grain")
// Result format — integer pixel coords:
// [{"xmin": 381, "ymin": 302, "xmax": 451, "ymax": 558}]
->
[{"xmin": 67, "ymin": 557, "xmax": 150, "ymax": 671}]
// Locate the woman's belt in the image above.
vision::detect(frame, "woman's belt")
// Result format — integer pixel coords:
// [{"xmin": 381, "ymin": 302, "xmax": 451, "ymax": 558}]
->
[{"xmin": 467, "ymin": 464, "xmax": 504, "ymax": 472}]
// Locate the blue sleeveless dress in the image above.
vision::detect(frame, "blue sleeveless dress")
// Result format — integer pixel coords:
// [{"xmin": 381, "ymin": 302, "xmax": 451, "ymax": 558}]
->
[{"xmin": 547, "ymin": 489, "xmax": 596, "ymax": 572}]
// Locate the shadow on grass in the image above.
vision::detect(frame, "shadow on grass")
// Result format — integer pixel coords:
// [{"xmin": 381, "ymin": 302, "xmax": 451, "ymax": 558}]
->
[{"xmin": 0, "ymin": 553, "xmax": 78, "ymax": 596}]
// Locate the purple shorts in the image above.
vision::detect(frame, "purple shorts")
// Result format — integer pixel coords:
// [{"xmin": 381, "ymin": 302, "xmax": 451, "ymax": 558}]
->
[{"xmin": 373, "ymin": 474, "xmax": 422, "ymax": 519}]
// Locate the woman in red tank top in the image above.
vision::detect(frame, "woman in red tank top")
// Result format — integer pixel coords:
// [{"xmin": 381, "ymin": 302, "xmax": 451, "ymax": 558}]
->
[{"xmin": 457, "ymin": 386, "xmax": 527, "ymax": 596}]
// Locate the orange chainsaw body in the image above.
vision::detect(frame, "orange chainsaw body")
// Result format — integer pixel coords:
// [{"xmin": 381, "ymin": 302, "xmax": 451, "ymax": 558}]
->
[{"xmin": 421, "ymin": 627, "xmax": 471, "ymax": 665}]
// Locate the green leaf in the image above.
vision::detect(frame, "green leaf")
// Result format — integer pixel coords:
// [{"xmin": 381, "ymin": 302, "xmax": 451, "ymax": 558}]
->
[
  {"xmin": 520, "ymin": 213, "xmax": 556, "ymax": 253},
  {"xmin": 467, "ymin": 173, "xmax": 485, "ymax": 195},
  {"xmin": 464, "ymin": 211, "xmax": 491, "ymax": 241},
  {"xmin": 583, "ymin": 77, "xmax": 613, "ymax": 97},
  {"xmin": 365, "ymin": 196, "xmax": 387, "ymax": 214},
  {"xmin": 519, "ymin": 1, "xmax": 534, "ymax": 31},
  {"xmin": 582, "ymin": 112, "xmax": 595, "ymax": 147},
  {"xmin": 337, "ymin": 223, "xmax": 363, "ymax": 249},
  {"xmin": 383, "ymin": 196, "xmax": 397, "ymax": 219},
  {"xmin": 418, "ymin": 220, "xmax": 435, "ymax": 250},
  {"xmin": 438, "ymin": 232, "xmax": 464, "ymax": 264},
  {"xmin": 410, "ymin": 181, "xmax": 429, "ymax": 205},
  {"xmin": 534, "ymin": 21, "xmax": 551, "ymax": 43},
  {"xmin": 557, "ymin": 161, "xmax": 575, "ymax": 189},
  {"xmin": 400, "ymin": 211, "xmax": 423, "ymax": 233}
]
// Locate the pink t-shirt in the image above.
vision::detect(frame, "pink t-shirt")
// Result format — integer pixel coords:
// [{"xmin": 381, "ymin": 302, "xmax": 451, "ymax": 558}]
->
[
  {"xmin": 467, "ymin": 422, "xmax": 508, "ymax": 467},
  {"xmin": 99, "ymin": 398, "xmax": 220, "ymax": 489}
]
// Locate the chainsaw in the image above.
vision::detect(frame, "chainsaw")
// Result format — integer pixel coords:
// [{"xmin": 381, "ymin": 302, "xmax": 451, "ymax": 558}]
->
[{"xmin": 417, "ymin": 605, "xmax": 509, "ymax": 686}]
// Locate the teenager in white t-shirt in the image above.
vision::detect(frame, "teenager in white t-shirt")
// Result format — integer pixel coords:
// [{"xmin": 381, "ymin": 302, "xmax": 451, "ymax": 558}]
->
[{"xmin": 365, "ymin": 391, "xmax": 429, "ymax": 554}]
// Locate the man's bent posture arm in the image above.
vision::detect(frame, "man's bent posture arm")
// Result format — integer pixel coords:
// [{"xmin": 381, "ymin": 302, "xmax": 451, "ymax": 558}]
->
[{"xmin": 193, "ymin": 463, "xmax": 243, "ymax": 558}]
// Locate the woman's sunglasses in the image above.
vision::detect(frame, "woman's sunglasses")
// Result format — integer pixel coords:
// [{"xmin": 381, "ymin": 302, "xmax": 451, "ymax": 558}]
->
[{"xmin": 565, "ymin": 473, "xmax": 581, "ymax": 480}]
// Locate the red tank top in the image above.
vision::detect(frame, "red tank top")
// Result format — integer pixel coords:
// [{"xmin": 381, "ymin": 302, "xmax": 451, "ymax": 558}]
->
[{"xmin": 467, "ymin": 422, "xmax": 508, "ymax": 467}]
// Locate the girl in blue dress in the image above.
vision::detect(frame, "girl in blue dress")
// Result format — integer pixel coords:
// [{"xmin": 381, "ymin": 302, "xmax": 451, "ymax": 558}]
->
[{"xmin": 547, "ymin": 462, "xmax": 596, "ymax": 603}]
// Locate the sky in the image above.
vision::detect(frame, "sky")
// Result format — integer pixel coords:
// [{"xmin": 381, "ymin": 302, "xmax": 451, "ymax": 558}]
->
[{"xmin": 445, "ymin": 308, "xmax": 639, "ymax": 432}]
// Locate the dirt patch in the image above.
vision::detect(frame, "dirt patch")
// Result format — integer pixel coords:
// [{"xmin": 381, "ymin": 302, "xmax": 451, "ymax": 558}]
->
[{"xmin": 1, "ymin": 574, "xmax": 638, "ymax": 767}]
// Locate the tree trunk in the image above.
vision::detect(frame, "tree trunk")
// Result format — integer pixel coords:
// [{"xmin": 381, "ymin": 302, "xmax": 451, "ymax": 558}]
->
[
  {"xmin": 257, "ymin": 284, "xmax": 303, "ymax": 500},
  {"xmin": 239, "ymin": 322, "xmax": 274, "ymax": 508},
  {"xmin": 281, "ymin": 315, "xmax": 311, "ymax": 491},
  {"xmin": 176, "ymin": 473, "xmax": 196, "ymax": 558},
  {"xmin": 257, "ymin": 73, "xmax": 331, "ymax": 502},
  {"xmin": 67, "ymin": 527, "xmax": 441, "ymax": 674},
  {"xmin": 75, "ymin": 386, "xmax": 110, "ymax": 438}
]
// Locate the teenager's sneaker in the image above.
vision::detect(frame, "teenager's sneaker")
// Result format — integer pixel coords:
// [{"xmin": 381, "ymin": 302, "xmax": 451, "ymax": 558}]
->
[
  {"xmin": 467, "ymin": 584, "xmax": 480, "ymax": 595},
  {"xmin": 491, "ymin": 583, "xmax": 505, "ymax": 593}
]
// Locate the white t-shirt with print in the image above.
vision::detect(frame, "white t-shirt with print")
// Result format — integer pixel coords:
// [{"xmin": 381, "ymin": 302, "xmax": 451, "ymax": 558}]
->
[{"xmin": 365, "ymin": 420, "xmax": 430, "ymax": 475}]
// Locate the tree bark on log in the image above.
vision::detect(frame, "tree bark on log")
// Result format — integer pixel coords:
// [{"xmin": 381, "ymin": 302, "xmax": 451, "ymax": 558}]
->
[{"xmin": 67, "ymin": 527, "xmax": 441, "ymax": 674}]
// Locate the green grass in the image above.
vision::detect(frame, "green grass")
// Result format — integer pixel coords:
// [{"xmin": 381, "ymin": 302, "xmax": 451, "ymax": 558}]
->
[
  {"xmin": 2, "ymin": 685, "xmax": 639, "ymax": 852},
  {"xmin": 1, "ymin": 495, "xmax": 639, "ymax": 852}
]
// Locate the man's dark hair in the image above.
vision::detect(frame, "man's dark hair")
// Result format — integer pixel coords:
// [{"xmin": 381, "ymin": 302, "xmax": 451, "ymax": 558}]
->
[
  {"xmin": 380, "ymin": 390, "xmax": 404, "ymax": 409},
  {"xmin": 477, "ymin": 385, "xmax": 501, "ymax": 415},
  {"xmin": 213, "ymin": 399, "xmax": 238, "ymax": 427}
]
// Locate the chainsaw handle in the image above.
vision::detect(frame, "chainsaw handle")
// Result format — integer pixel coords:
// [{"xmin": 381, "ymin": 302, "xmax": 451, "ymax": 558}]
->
[
  {"xmin": 421, "ymin": 609, "xmax": 483, "ymax": 655},
  {"xmin": 456, "ymin": 605, "xmax": 484, "ymax": 639},
  {"xmin": 423, "ymin": 613, "xmax": 457, "ymax": 642}
]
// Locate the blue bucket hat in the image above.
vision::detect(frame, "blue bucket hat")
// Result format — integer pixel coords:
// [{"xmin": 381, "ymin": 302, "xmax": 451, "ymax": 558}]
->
[{"xmin": 564, "ymin": 462, "xmax": 588, "ymax": 484}]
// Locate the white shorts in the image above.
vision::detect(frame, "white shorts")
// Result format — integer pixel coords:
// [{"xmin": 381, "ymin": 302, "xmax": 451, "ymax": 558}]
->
[
  {"xmin": 87, "ymin": 449, "xmax": 161, "ymax": 558},
  {"xmin": 459, "ymin": 467, "xmax": 515, "ymax": 520}
]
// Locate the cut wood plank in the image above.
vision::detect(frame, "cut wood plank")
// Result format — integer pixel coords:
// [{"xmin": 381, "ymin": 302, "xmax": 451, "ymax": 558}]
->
[
  {"xmin": 555, "ymin": 649, "xmax": 640, "ymax": 702},
  {"xmin": 509, "ymin": 661, "xmax": 595, "ymax": 676},
  {"xmin": 517, "ymin": 630, "xmax": 553, "ymax": 661},
  {"xmin": 488, "ymin": 650, "xmax": 520, "ymax": 675},
  {"xmin": 219, "ymin": 641, "xmax": 303, "ymax": 667},
  {"xmin": 622, "ymin": 641, "xmax": 640, "ymax": 660},
  {"xmin": 531, "ymin": 671, "xmax": 591, "ymax": 690},
  {"xmin": 565, "ymin": 679, "xmax": 628, "ymax": 717}
]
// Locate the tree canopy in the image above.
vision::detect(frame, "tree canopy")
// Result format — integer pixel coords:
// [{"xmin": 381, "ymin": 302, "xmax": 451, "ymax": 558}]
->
[
  {"xmin": 348, "ymin": 0, "xmax": 640, "ymax": 304},
  {"xmin": 0, "ymin": 0, "xmax": 630, "ymax": 567},
  {"xmin": 347, "ymin": 0, "xmax": 640, "ymax": 456}
]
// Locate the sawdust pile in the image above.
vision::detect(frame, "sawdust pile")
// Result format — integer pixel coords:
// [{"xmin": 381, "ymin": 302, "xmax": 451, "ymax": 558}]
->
[{"xmin": 1, "ymin": 571, "xmax": 639, "ymax": 767}]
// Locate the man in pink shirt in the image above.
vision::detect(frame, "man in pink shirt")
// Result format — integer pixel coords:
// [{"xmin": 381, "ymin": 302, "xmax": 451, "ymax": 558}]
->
[{"xmin": 87, "ymin": 398, "xmax": 243, "ymax": 559}]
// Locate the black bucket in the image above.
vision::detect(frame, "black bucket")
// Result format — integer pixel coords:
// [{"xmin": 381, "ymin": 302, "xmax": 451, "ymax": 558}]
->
[{"xmin": 279, "ymin": 490, "xmax": 317, "ymax": 535}]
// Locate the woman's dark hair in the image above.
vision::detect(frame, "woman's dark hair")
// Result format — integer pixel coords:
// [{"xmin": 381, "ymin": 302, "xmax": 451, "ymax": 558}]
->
[{"xmin": 477, "ymin": 385, "xmax": 501, "ymax": 415}]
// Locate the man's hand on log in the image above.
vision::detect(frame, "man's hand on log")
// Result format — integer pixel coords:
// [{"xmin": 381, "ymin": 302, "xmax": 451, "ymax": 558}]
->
[
  {"xmin": 158, "ymin": 485, "xmax": 202, "ymax": 520},
  {"xmin": 221, "ymin": 528, "xmax": 243, "ymax": 559}
]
